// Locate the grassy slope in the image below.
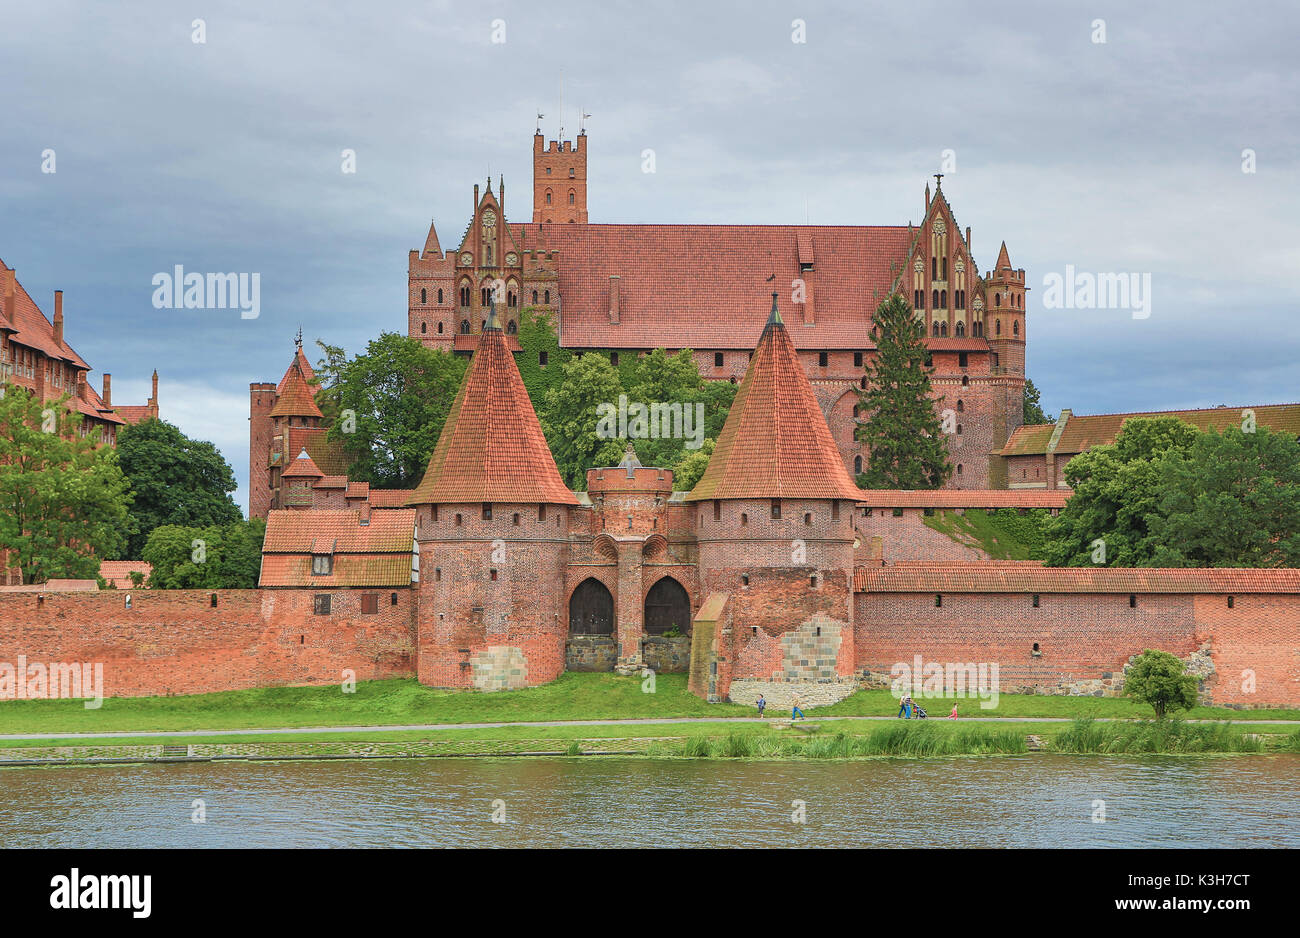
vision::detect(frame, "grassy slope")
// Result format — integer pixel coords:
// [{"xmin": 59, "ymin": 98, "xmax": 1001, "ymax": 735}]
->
[
  {"xmin": 920, "ymin": 508, "xmax": 1039, "ymax": 560},
  {"xmin": 1, "ymin": 675, "xmax": 1298, "ymax": 745}
]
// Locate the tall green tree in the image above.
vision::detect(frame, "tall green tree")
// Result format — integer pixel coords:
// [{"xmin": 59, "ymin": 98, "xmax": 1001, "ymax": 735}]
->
[
  {"xmin": 1043, "ymin": 416, "xmax": 1202, "ymax": 567},
  {"xmin": 670, "ymin": 438, "xmax": 714, "ymax": 492},
  {"xmin": 542, "ymin": 352, "xmax": 627, "ymax": 489},
  {"xmin": 0, "ymin": 386, "xmax": 132, "ymax": 583},
  {"xmin": 623, "ymin": 348, "xmax": 735, "ymax": 470},
  {"xmin": 142, "ymin": 517, "xmax": 266, "ymax": 589},
  {"xmin": 1149, "ymin": 425, "xmax": 1300, "ymax": 567},
  {"xmin": 115, "ymin": 418, "xmax": 240, "ymax": 558},
  {"xmin": 321, "ymin": 332, "xmax": 467, "ymax": 489},
  {"xmin": 855, "ymin": 294, "xmax": 951, "ymax": 489},
  {"xmin": 1124, "ymin": 649, "xmax": 1199, "ymax": 719},
  {"xmin": 1023, "ymin": 378, "xmax": 1055, "ymax": 425}
]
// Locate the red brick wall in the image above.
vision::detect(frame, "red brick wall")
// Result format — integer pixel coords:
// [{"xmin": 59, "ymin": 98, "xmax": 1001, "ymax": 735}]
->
[
  {"xmin": 856, "ymin": 507, "xmax": 988, "ymax": 562},
  {"xmin": 0, "ymin": 588, "xmax": 415, "ymax": 699},
  {"xmin": 854, "ymin": 590, "xmax": 1300, "ymax": 706},
  {"xmin": 248, "ymin": 383, "xmax": 276, "ymax": 519}
]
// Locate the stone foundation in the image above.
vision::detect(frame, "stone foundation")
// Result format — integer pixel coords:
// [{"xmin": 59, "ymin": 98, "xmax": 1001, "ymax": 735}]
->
[
  {"xmin": 565, "ymin": 635, "xmax": 617, "ymax": 672},
  {"xmin": 726, "ymin": 678, "xmax": 857, "ymax": 710},
  {"xmin": 470, "ymin": 646, "xmax": 529, "ymax": 691},
  {"xmin": 642, "ymin": 635, "xmax": 690, "ymax": 673}
]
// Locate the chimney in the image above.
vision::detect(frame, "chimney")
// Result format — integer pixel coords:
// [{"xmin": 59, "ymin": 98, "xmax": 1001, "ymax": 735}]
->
[
  {"xmin": 473, "ymin": 183, "xmax": 479, "ymax": 218},
  {"xmin": 76, "ymin": 371, "xmax": 87, "ymax": 402},
  {"xmin": 53, "ymin": 291, "xmax": 64, "ymax": 347},
  {"xmin": 359, "ymin": 499, "xmax": 371, "ymax": 524},
  {"xmin": 609, "ymin": 275, "xmax": 620, "ymax": 324},
  {"xmin": 102, "ymin": 373, "xmax": 112, "ymax": 406},
  {"xmin": 151, "ymin": 369, "xmax": 158, "ymax": 411}
]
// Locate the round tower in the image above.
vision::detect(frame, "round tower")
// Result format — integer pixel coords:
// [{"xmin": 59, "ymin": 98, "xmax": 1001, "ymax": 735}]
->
[
  {"xmin": 685, "ymin": 293, "xmax": 860, "ymax": 705},
  {"xmin": 406, "ymin": 300, "xmax": 577, "ymax": 690}
]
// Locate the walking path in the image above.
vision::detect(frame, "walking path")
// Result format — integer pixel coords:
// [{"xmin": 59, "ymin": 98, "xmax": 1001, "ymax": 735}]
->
[{"xmin": 3, "ymin": 714, "xmax": 1298, "ymax": 741}]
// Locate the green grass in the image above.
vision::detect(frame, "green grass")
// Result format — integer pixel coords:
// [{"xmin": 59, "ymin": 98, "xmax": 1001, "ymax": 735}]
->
[
  {"xmin": 0, "ymin": 674, "xmax": 1296, "ymax": 743},
  {"xmin": 921, "ymin": 508, "xmax": 1046, "ymax": 560},
  {"xmin": 1050, "ymin": 717, "xmax": 1264, "ymax": 753}
]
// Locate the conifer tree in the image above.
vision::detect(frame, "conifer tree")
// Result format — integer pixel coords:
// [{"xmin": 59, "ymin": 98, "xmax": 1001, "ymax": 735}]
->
[{"xmin": 855, "ymin": 293, "xmax": 951, "ymax": 489}]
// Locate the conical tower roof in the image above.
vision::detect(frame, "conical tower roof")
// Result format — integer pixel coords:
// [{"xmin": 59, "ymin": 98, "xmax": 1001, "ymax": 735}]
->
[
  {"xmin": 407, "ymin": 300, "xmax": 577, "ymax": 505},
  {"xmin": 995, "ymin": 240, "xmax": 1012, "ymax": 271},
  {"xmin": 282, "ymin": 448, "xmax": 324, "ymax": 479},
  {"xmin": 269, "ymin": 354, "xmax": 322, "ymax": 419},
  {"xmin": 686, "ymin": 292, "xmax": 861, "ymax": 502}
]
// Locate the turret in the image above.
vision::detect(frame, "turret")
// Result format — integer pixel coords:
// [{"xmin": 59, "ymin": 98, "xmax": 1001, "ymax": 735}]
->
[{"xmin": 532, "ymin": 129, "xmax": 588, "ymax": 225}]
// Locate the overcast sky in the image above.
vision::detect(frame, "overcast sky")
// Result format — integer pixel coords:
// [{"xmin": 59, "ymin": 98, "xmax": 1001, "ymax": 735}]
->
[{"xmin": 3, "ymin": 0, "xmax": 1297, "ymax": 513}]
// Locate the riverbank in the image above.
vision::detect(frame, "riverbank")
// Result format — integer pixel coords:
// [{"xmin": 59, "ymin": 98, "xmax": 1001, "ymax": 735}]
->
[
  {"xmin": 2, "ymin": 674, "xmax": 1299, "ymax": 740},
  {"xmin": 3, "ymin": 718, "xmax": 1297, "ymax": 767}
]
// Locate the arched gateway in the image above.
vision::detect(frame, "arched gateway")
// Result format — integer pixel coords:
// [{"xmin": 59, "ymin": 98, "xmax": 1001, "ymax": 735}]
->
[
  {"xmin": 644, "ymin": 577, "xmax": 691, "ymax": 635},
  {"xmin": 569, "ymin": 578, "xmax": 614, "ymax": 635}
]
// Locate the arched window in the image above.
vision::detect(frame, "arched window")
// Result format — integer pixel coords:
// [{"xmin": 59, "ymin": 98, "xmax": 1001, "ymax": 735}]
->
[
  {"xmin": 506, "ymin": 320, "xmax": 517, "ymax": 334},
  {"xmin": 532, "ymin": 290, "xmax": 539, "ymax": 303},
  {"xmin": 569, "ymin": 190, "xmax": 575, "ymax": 205},
  {"xmin": 437, "ymin": 288, "xmax": 443, "ymax": 304},
  {"xmin": 940, "ymin": 322, "xmax": 948, "ymax": 337},
  {"xmin": 931, "ymin": 257, "xmax": 938, "ymax": 279},
  {"xmin": 996, "ymin": 319, "xmax": 1002, "ymax": 336},
  {"xmin": 956, "ymin": 399, "xmax": 964, "ymax": 412},
  {"xmin": 940, "ymin": 290, "xmax": 947, "ymax": 308},
  {"xmin": 437, "ymin": 321, "xmax": 443, "ymax": 334},
  {"xmin": 955, "ymin": 321, "xmax": 965, "ymax": 337},
  {"xmin": 1013, "ymin": 319, "xmax": 1020, "ymax": 336},
  {"xmin": 420, "ymin": 288, "xmax": 426, "ymax": 304},
  {"xmin": 914, "ymin": 289, "xmax": 925, "ymax": 309},
  {"xmin": 932, "ymin": 289, "xmax": 940, "ymax": 309},
  {"xmin": 460, "ymin": 319, "xmax": 470, "ymax": 334},
  {"xmin": 956, "ymin": 424, "xmax": 962, "ymax": 435},
  {"xmin": 545, "ymin": 190, "xmax": 552, "ymax": 205},
  {"xmin": 957, "ymin": 464, "xmax": 963, "ymax": 475},
  {"xmin": 544, "ymin": 290, "xmax": 550, "ymax": 304},
  {"xmin": 961, "ymin": 375, "xmax": 969, "ymax": 387},
  {"xmin": 995, "ymin": 293, "xmax": 1001, "ymax": 307},
  {"xmin": 932, "ymin": 322, "xmax": 940, "ymax": 337},
  {"xmin": 420, "ymin": 322, "xmax": 426, "ymax": 334},
  {"xmin": 941, "ymin": 257, "xmax": 948, "ymax": 280},
  {"xmin": 860, "ymin": 377, "xmax": 867, "ymax": 389},
  {"xmin": 854, "ymin": 455, "xmax": 862, "ymax": 474}
]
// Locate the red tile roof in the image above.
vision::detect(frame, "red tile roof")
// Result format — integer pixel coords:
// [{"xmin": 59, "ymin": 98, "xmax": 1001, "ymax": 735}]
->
[
  {"xmin": 855, "ymin": 564, "xmax": 1300, "ymax": 593},
  {"xmin": 856, "ymin": 490, "xmax": 1070, "ymax": 509},
  {"xmin": 111, "ymin": 405, "xmax": 153, "ymax": 425},
  {"xmin": 283, "ymin": 426, "xmax": 348, "ymax": 474},
  {"xmin": 510, "ymin": 224, "xmax": 914, "ymax": 350},
  {"xmin": 282, "ymin": 449, "xmax": 324, "ymax": 479},
  {"xmin": 406, "ymin": 316, "xmax": 577, "ymax": 505},
  {"xmin": 1000, "ymin": 403, "xmax": 1300, "ymax": 457},
  {"xmin": 687, "ymin": 297, "xmax": 863, "ymax": 502},
  {"xmin": 98, "ymin": 560, "xmax": 152, "ymax": 589},
  {"xmin": 0, "ymin": 260, "xmax": 89, "ymax": 368},
  {"xmin": 453, "ymin": 332, "xmax": 522, "ymax": 352},
  {"xmin": 268, "ymin": 356, "xmax": 322, "ymax": 418},
  {"xmin": 276, "ymin": 348, "xmax": 315, "ymax": 395},
  {"xmin": 259, "ymin": 554, "xmax": 413, "ymax": 588},
  {"xmin": 368, "ymin": 488, "xmax": 415, "ymax": 507},
  {"xmin": 263, "ymin": 508, "xmax": 416, "ymax": 553}
]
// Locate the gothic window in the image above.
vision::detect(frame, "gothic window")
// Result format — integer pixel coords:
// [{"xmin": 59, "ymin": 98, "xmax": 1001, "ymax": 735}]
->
[
  {"xmin": 1013, "ymin": 319, "xmax": 1020, "ymax": 336},
  {"xmin": 932, "ymin": 322, "xmax": 940, "ymax": 337},
  {"xmin": 956, "ymin": 399, "xmax": 964, "ymax": 412},
  {"xmin": 569, "ymin": 190, "xmax": 575, "ymax": 205},
  {"xmin": 940, "ymin": 290, "xmax": 947, "ymax": 308},
  {"xmin": 931, "ymin": 257, "xmax": 938, "ymax": 279},
  {"xmin": 420, "ymin": 322, "xmax": 426, "ymax": 334},
  {"xmin": 996, "ymin": 319, "xmax": 1002, "ymax": 335},
  {"xmin": 438, "ymin": 288, "xmax": 443, "ymax": 304},
  {"xmin": 460, "ymin": 319, "xmax": 470, "ymax": 334},
  {"xmin": 486, "ymin": 245, "xmax": 492, "ymax": 265},
  {"xmin": 961, "ymin": 375, "xmax": 969, "ymax": 386},
  {"xmin": 995, "ymin": 293, "xmax": 1001, "ymax": 307},
  {"xmin": 941, "ymin": 257, "xmax": 948, "ymax": 280},
  {"xmin": 854, "ymin": 455, "xmax": 862, "ymax": 474},
  {"xmin": 545, "ymin": 190, "xmax": 552, "ymax": 205},
  {"xmin": 955, "ymin": 321, "xmax": 965, "ymax": 337},
  {"xmin": 932, "ymin": 289, "xmax": 940, "ymax": 308},
  {"xmin": 914, "ymin": 290, "xmax": 925, "ymax": 309},
  {"xmin": 507, "ymin": 320, "xmax": 517, "ymax": 334},
  {"xmin": 532, "ymin": 290, "xmax": 539, "ymax": 303},
  {"xmin": 420, "ymin": 288, "xmax": 426, "ymax": 304},
  {"xmin": 544, "ymin": 290, "xmax": 550, "ymax": 304},
  {"xmin": 940, "ymin": 322, "xmax": 948, "ymax": 337},
  {"xmin": 437, "ymin": 322, "xmax": 443, "ymax": 334}
]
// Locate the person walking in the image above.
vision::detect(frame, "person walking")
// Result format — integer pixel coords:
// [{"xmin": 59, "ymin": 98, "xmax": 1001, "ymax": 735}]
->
[
  {"xmin": 791, "ymin": 692, "xmax": 805, "ymax": 722},
  {"xmin": 903, "ymin": 695, "xmax": 913, "ymax": 719},
  {"xmin": 756, "ymin": 694, "xmax": 767, "ymax": 719},
  {"xmin": 897, "ymin": 694, "xmax": 909, "ymax": 719},
  {"xmin": 949, "ymin": 703, "xmax": 958, "ymax": 720}
]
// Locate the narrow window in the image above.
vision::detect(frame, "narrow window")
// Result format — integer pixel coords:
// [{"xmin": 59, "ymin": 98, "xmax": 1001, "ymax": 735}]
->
[
  {"xmin": 854, "ymin": 455, "xmax": 862, "ymax": 474},
  {"xmin": 314, "ymin": 594, "xmax": 331, "ymax": 615},
  {"xmin": 831, "ymin": 501, "xmax": 840, "ymax": 520},
  {"xmin": 1032, "ymin": 594, "xmax": 1039, "ymax": 608},
  {"xmin": 804, "ymin": 513, "xmax": 812, "ymax": 526},
  {"xmin": 741, "ymin": 512, "xmax": 748, "ymax": 526},
  {"xmin": 956, "ymin": 399, "xmax": 964, "ymax": 412},
  {"xmin": 210, "ymin": 593, "xmax": 218, "ymax": 608},
  {"xmin": 437, "ymin": 322, "xmax": 443, "ymax": 334},
  {"xmin": 512, "ymin": 513, "xmax": 520, "ymax": 526},
  {"xmin": 713, "ymin": 500, "xmax": 721, "ymax": 521},
  {"xmin": 742, "ymin": 574, "xmax": 750, "ymax": 586},
  {"xmin": 934, "ymin": 594, "xmax": 942, "ymax": 608},
  {"xmin": 435, "ymin": 568, "xmax": 442, "ymax": 581},
  {"xmin": 539, "ymin": 350, "xmax": 549, "ymax": 366},
  {"xmin": 854, "ymin": 351, "xmax": 863, "ymax": 367},
  {"xmin": 391, "ymin": 592, "xmax": 399, "ymax": 605},
  {"xmin": 1227, "ymin": 595, "xmax": 1234, "ymax": 608},
  {"xmin": 818, "ymin": 351, "xmax": 828, "ymax": 367},
  {"xmin": 539, "ymin": 505, "xmax": 547, "ymax": 522},
  {"xmin": 421, "ymin": 322, "xmax": 427, "ymax": 334},
  {"xmin": 714, "ymin": 352, "xmax": 723, "ymax": 367},
  {"xmin": 544, "ymin": 290, "xmax": 550, "ymax": 304},
  {"xmin": 482, "ymin": 503, "xmax": 492, "ymax": 520},
  {"xmin": 958, "ymin": 352, "xmax": 968, "ymax": 368},
  {"xmin": 1129, "ymin": 594, "xmax": 1137, "ymax": 608},
  {"xmin": 771, "ymin": 499, "xmax": 782, "ymax": 520},
  {"xmin": 421, "ymin": 288, "xmax": 427, "ymax": 304},
  {"xmin": 610, "ymin": 352, "xmax": 619, "ymax": 366},
  {"xmin": 455, "ymin": 514, "xmax": 463, "ymax": 526},
  {"xmin": 810, "ymin": 574, "xmax": 818, "ymax": 587},
  {"xmin": 438, "ymin": 288, "xmax": 443, "ymax": 304},
  {"xmin": 490, "ymin": 569, "xmax": 498, "ymax": 581}
]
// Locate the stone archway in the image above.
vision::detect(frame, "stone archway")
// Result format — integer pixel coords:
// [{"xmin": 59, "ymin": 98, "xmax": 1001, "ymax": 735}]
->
[
  {"xmin": 569, "ymin": 578, "xmax": 614, "ymax": 635},
  {"xmin": 567, "ymin": 578, "xmax": 617, "ymax": 672},
  {"xmin": 644, "ymin": 576, "xmax": 690, "ymax": 636}
]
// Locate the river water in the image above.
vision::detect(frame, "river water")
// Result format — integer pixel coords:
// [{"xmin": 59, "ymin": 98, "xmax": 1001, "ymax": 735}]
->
[{"xmin": 1, "ymin": 755, "xmax": 1297, "ymax": 848}]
